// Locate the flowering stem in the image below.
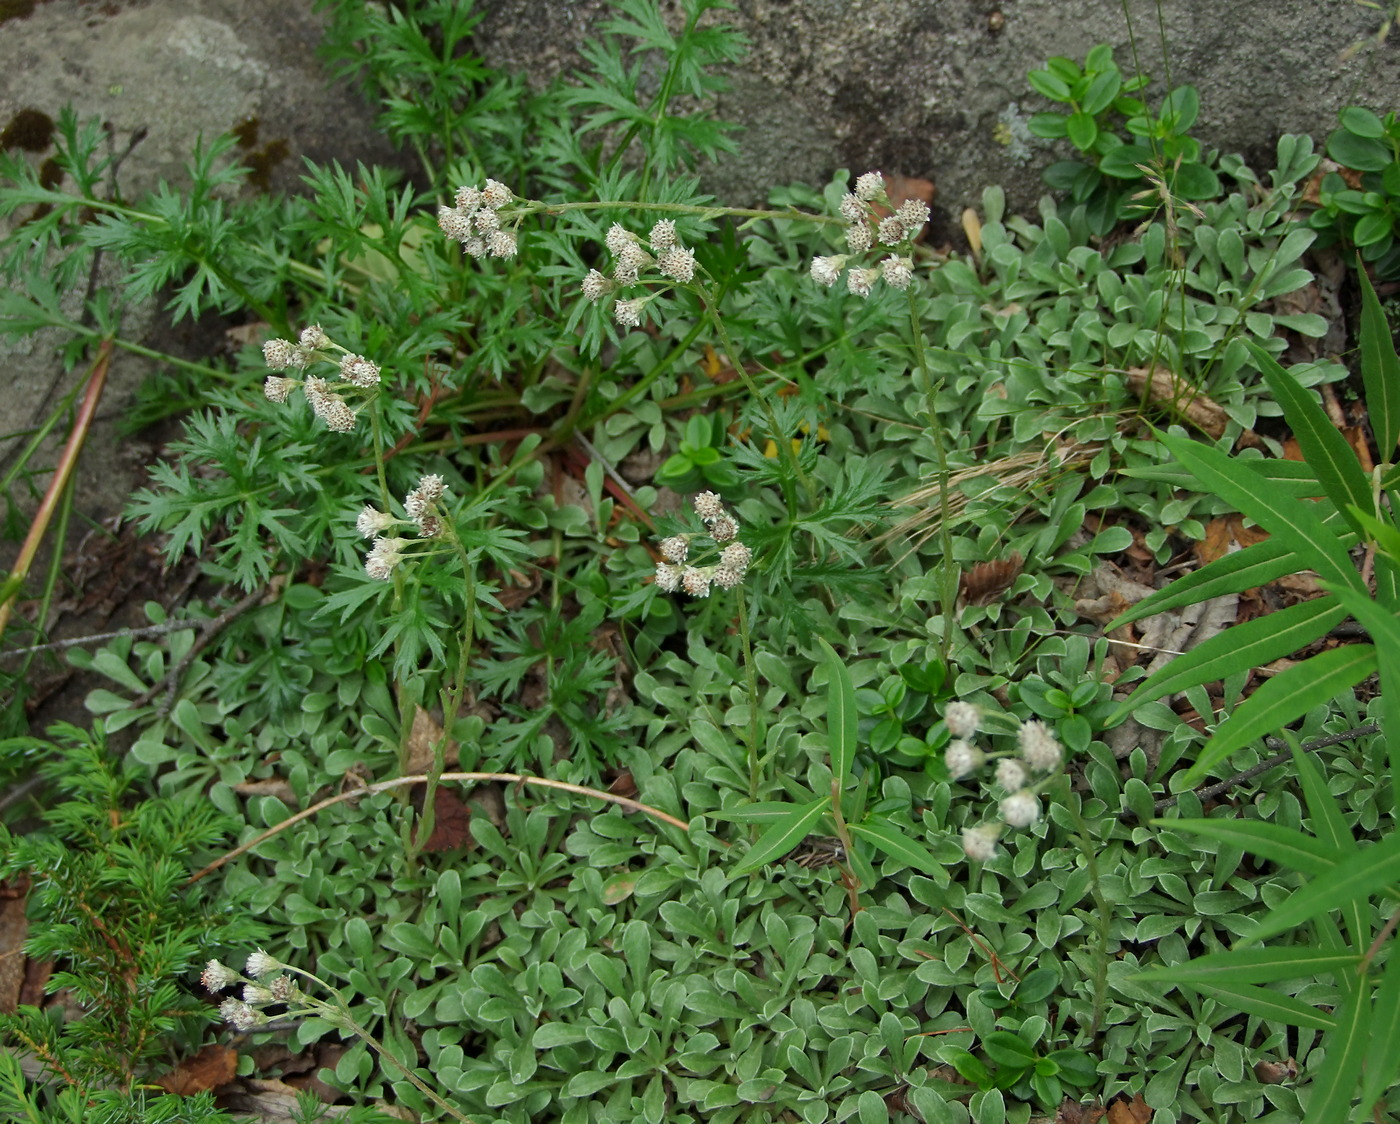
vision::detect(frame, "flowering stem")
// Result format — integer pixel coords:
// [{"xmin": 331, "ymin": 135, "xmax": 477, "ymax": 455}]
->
[
  {"xmin": 906, "ymin": 286, "xmax": 958, "ymax": 665},
  {"xmin": 411, "ymin": 532, "xmax": 477, "ymax": 858},
  {"xmin": 526, "ymin": 198, "xmax": 844, "ymax": 228},
  {"xmin": 278, "ymin": 966, "xmax": 475, "ymax": 1124},
  {"xmin": 735, "ymin": 588, "xmax": 762, "ymax": 800}
]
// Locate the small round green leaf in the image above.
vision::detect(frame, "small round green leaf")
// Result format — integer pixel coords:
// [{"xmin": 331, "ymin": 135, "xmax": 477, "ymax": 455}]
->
[{"xmin": 1340, "ymin": 105, "xmax": 1385, "ymax": 138}]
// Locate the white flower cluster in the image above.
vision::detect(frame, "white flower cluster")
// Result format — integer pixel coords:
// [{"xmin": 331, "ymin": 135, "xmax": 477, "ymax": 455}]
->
[
  {"xmin": 437, "ymin": 178, "xmax": 518, "ymax": 259},
  {"xmin": 582, "ymin": 219, "xmax": 699, "ymax": 331},
  {"xmin": 940, "ymin": 704, "xmax": 1066, "ymax": 861},
  {"xmin": 202, "ymin": 950, "xmax": 301, "ymax": 1033},
  {"xmin": 809, "ymin": 170, "xmax": 929, "ymax": 299},
  {"xmin": 654, "ymin": 491, "xmax": 752, "ymax": 597},
  {"xmin": 357, "ymin": 473, "xmax": 449, "ymax": 580},
  {"xmin": 261, "ymin": 325, "xmax": 382, "ymax": 433}
]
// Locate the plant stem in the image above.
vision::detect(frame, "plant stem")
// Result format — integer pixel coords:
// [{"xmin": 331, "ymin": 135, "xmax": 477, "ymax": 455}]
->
[
  {"xmin": 906, "ymin": 286, "xmax": 958, "ymax": 665},
  {"xmin": 735, "ymin": 588, "xmax": 762, "ymax": 799}
]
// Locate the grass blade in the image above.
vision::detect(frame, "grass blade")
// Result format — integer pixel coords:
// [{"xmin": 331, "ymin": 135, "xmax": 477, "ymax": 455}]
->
[
  {"xmin": 1302, "ymin": 980, "xmax": 1368, "ymax": 1124},
  {"xmin": 1360, "ymin": 948, "xmax": 1400, "ymax": 1111}
]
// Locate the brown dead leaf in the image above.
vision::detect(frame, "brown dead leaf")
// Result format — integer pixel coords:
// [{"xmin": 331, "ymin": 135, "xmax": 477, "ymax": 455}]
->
[
  {"xmin": 961, "ymin": 552, "xmax": 1024, "ymax": 605},
  {"xmin": 224, "ymin": 321, "xmax": 269, "ymax": 348},
  {"xmin": 404, "ymin": 706, "xmax": 458, "ymax": 774},
  {"xmin": 153, "ymin": 1043, "xmax": 238, "ymax": 1095},
  {"xmin": 1106, "ymin": 1092, "xmax": 1153, "ymax": 1124},
  {"xmin": 961, "ymin": 207, "xmax": 982, "ymax": 258},
  {"xmin": 1283, "ymin": 436, "xmax": 1305, "ymax": 461},
  {"xmin": 1343, "ymin": 425, "xmax": 1375, "ymax": 472},
  {"xmin": 1126, "ymin": 366, "xmax": 1228, "ymax": 438},
  {"xmin": 1273, "ymin": 572, "xmax": 1322, "ymax": 597},
  {"xmin": 607, "ymin": 770, "xmax": 638, "ymax": 800},
  {"xmin": 0, "ymin": 876, "xmax": 29, "ymax": 1014},
  {"xmin": 1254, "ymin": 1056, "xmax": 1298, "ymax": 1084},
  {"xmin": 1056, "ymin": 1099, "xmax": 1107, "ymax": 1124},
  {"xmin": 417, "ymin": 786, "xmax": 472, "ymax": 853},
  {"xmin": 1195, "ymin": 514, "xmax": 1270, "ymax": 565}
]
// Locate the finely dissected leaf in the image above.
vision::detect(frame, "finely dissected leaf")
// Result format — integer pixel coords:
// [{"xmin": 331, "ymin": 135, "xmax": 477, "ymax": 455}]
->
[
  {"xmin": 1133, "ymin": 947, "xmax": 1360, "ymax": 986},
  {"xmin": 1108, "ymin": 596, "xmax": 1346, "ymax": 724},
  {"xmin": 1248, "ymin": 829, "xmax": 1400, "ymax": 943},
  {"xmin": 1358, "ymin": 263, "xmax": 1400, "ymax": 456},
  {"xmin": 1252, "ymin": 340, "xmax": 1373, "ymax": 535},
  {"xmin": 848, "ymin": 819, "xmax": 945, "ymax": 877},
  {"xmin": 1169, "ymin": 981, "xmax": 1337, "ymax": 1031},
  {"xmin": 731, "ymin": 795, "xmax": 832, "ymax": 875},
  {"xmin": 1360, "ymin": 947, "xmax": 1400, "ymax": 1111},
  {"xmin": 1159, "ymin": 429, "xmax": 1365, "ymax": 595},
  {"xmin": 817, "ymin": 637, "xmax": 857, "ymax": 791},
  {"xmin": 1180, "ymin": 644, "xmax": 1377, "ymax": 785},
  {"xmin": 1302, "ymin": 981, "xmax": 1369, "ymax": 1124},
  {"xmin": 1156, "ymin": 818, "xmax": 1343, "ymax": 877}
]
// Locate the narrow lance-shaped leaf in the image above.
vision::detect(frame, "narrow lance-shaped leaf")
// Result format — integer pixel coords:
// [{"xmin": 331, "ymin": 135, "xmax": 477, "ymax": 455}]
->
[
  {"xmin": 1108, "ymin": 596, "xmax": 1345, "ymax": 725},
  {"xmin": 1302, "ymin": 980, "xmax": 1370, "ymax": 1124},
  {"xmin": 1107, "ymin": 522, "xmax": 1349, "ymax": 630},
  {"xmin": 1251, "ymin": 339, "xmax": 1374, "ymax": 535},
  {"xmin": 1247, "ymin": 825, "xmax": 1400, "ymax": 943},
  {"xmin": 1168, "ymin": 981, "xmax": 1337, "ymax": 1031},
  {"xmin": 1325, "ymin": 582, "xmax": 1400, "ymax": 819},
  {"xmin": 1132, "ymin": 946, "xmax": 1361, "ymax": 987},
  {"xmin": 817, "ymin": 637, "xmax": 857, "ymax": 792},
  {"xmin": 1360, "ymin": 945, "xmax": 1400, "ymax": 1111},
  {"xmin": 1154, "ymin": 818, "xmax": 1343, "ymax": 878},
  {"xmin": 731, "ymin": 795, "xmax": 831, "ymax": 876},
  {"xmin": 1158, "ymin": 429, "xmax": 1365, "ymax": 595},
  {"xmin": 1358, "ymin": 262, "xmax": 1400, "ymax": 457},
  {"xmin": 1286, "ymin": 732, "xmax": 1368, "ymax": 948},
  {"xmin": 849, "ymin": 819, "xmax": 945, "ymax": 878},
  {"xmin": 1180, "ymin": 644, "xmax": 1377, "ymax": 786}
]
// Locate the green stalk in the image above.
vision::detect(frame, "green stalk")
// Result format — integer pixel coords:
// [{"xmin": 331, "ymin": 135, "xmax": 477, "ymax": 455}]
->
[
  {"xmin": 906, "ymin": 286, "xmax": 958, "ymax": 664},
  {"xmin": 735, "ymin": 588, "xmax": 762, "ymax": 799}
]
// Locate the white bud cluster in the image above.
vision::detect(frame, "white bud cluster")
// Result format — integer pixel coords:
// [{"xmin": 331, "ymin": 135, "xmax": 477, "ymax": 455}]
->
[
  {"xmin": 810, "ymin": 172, "xmax": 928, "ymax": 297},
  {"xmin": 940, "ymin": 707, "xmax": 1066, "ymax": 861},
  {"xmin": 359, "ymin": 474, "xmax": 450, "ymax": 581},
  {"xmin": 585, "ymin": 218, "xmax": 700, "ymax": 330},
  {"xmin": 653, "ymin": 491, "xmax": 753, "ymax": 598},
  {"xmin": 203, "ymin": 950, "xmax": 315, "ymax": 1034},
  {"xmin": 260, "ymin": 326, "xmax": 385, "ymax": 434},
  {"xmin": 437, "ymin": 178, "xmax": 518, "ymax": 259}
]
